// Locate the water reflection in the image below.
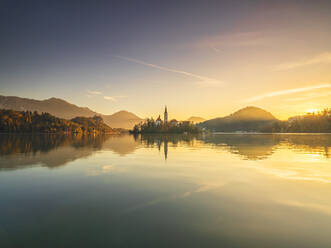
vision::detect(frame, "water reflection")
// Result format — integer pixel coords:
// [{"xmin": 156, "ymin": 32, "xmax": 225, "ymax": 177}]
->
[
  {"xmin": 138, "ymin": 133, "xmax": 331, "ymax": 160},
  {"xmin": 1, "ymin": 133, "xmax": 331, "ymax": 247},
  {"xmin": 138, "ymin": 134, "xmax": 197, "ymax": 160},
  {"xmin": 199, "ymin": 133, "xmax": 331, "ymax": 160},
  {"xmin": 0, "ymin": 133, "xmax": 330, "ymax": 171},
  {"xmin": 0, "ymin": 134, "xmax": 140, "ymax": 170}
]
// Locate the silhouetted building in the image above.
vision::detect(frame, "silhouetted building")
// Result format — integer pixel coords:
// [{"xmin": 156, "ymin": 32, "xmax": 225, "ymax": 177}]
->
[
  {"xmin": 169, "ymin": 119, "xmax": 178, "ymax": 126},
  {"xmin": 164, "ymin": 106, "xmax": 168, "ymax": 124},
  {"xmin": 156, "ymin": 115, "xmax": 162, "ymax": 126}
]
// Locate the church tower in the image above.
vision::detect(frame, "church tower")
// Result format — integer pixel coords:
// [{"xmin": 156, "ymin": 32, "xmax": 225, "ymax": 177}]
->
[{"xmin": 164, "ymin": 106, "xmax": 168, "ymax": 123}]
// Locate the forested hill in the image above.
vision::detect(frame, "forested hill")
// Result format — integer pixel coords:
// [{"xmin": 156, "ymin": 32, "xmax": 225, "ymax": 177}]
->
[
  {"xmin": 0, "ymin": 109, "xmax": 117, "ymax": 134},
  {"xmin": 199, "ymin": 106, "xmax": 331, "ymax": 133},
  {"xmin": 198, "ymin": 107, "xmax": 277, "ymax": 132}
]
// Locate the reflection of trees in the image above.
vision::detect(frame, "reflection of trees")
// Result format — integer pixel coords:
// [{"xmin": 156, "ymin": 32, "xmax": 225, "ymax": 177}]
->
[
  {"xmin": 197, "ymin": 134, "xmax": 331, "ymax": 160},
  {"xmin": 0, "ymin": 134, "xmax": 108, "ymax": 156},
  {"xmin": 0, "ymin": 134, "xmax": 146, "ymax": 171},
  {"xmin": 280, "ymin": 134, "xmax": 331, "ymax": 158},
  {"xmin": 137, "ymin": 134, "xmax": 331, "ymax": 160},
  {"xmin": 0, "ymin": 134, "xmax": 110, "ymax": 170},
  {"xmin": 140, "ymin": 134, "xmax": 197, "ymax": 147},
  {"xmin": 1, "ymin": 133, "xmax": 329, "ymax": 171},
  {"xmin": 199, "ymin": 134, "xmax": 281, "ymax": 160}
]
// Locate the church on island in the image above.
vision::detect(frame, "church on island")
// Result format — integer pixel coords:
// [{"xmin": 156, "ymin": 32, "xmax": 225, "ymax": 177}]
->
[
  {"xmin": 131, "ymin": 106, "xmax": 200, "ymax": 134},
  {"xmin": 155, "ymin": 106, "xmax": 179, "ymax": 126}
]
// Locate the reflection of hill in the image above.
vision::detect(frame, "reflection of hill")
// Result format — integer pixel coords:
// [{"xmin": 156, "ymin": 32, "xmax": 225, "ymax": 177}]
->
[
  {"xmin": 102, "ymin": 134, "xmax": 141, "ymax": 156},
  {"xmin": 0, "ymin": 134, "xmax": 109, "ymax": 170},
  {"xmin": 199, "ymin": 134, "xmax": 281, "ymax": 160},
  {"xmin": 1, "ymin": 133, "xmax": 329, "ymax": 170},
  {"xmin": 198, "ymin": 134, "xmax": 331, "ymax": 160},
  {"xmin": 0, "ymin": 134, "xmax": 146, "ymax": 171},
  {"xmin": 135, "ymin": 134, "xmax": 331, "ymax": 160}
]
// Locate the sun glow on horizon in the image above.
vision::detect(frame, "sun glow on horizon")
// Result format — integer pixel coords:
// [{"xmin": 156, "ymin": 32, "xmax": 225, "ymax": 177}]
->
[{"xmin": 306, "ymin": 108, "xmax": 319, "ymax": 114}]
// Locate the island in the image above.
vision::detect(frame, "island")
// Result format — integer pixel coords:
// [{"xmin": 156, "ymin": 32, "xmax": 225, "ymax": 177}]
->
[{"xmin": 130, "ymin": 106, "xmax": 201, "ymax": 134}]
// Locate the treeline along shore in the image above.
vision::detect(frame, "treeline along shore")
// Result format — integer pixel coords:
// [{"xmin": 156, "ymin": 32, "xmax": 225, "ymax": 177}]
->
[
  {"xmin": 260, "ymin": 109, "xmax": 331, "ymax": 133},
  {"xmin": 131, "ymin": 118, "xmax": 201, "ymax": 134},
  {"xmin": 0, "ymin": 109, "xmax": 119, "ymax": 134},
  {"xmin": 1, "ymin": 107, "xmax": 331, "ymax": 134},
  {"xmin": 198, "ymin": 107, "xmax": 331, "ymax": 133}
]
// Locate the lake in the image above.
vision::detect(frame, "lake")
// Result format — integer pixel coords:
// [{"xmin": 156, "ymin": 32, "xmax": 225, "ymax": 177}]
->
[{"xmin": 0, "ymin": 133, "xmax": 331, "ymax": 248}]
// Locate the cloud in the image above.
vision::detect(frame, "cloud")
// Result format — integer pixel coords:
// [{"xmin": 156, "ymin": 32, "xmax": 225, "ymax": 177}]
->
[
  {"xmin": 104, "ymin": 96, "xmax": 116, "ymax": 102},
  {"xmin": 104, "ymin": 95, "xmax": 128, "ymax": 102},
  {"xmin": 87, "ymin": 90, "xmax": 102, "ymax": 95},
  {"xmin": 275, "ymin": 52, "xmax": 331, "ymax": 71},
  {"xmin": 244, "ymin": 84, "xmax": 331, "ymax": 102},
  {"xmin": 86, "ymin": 89, "xmax": 127, "ymax": 102},
  {"xmin": 115, "ymin": 55, "xmax": 223, "ymax": 87}
]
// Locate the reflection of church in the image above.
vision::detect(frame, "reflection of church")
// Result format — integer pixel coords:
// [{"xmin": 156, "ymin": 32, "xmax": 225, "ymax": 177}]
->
[{"xmin": 157, "ymin": 138, "xmax": 168, "ymax": 160}]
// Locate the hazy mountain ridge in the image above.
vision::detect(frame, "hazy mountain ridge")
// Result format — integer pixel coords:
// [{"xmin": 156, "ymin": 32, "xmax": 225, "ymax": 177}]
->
[
  {"xmin": 0, "ymin": 95, "xmax": 142, "ymax": 129},
  {"xmin": 0, "ymin": 95, "xmax": 97, "ymax": 119},
  {"xmin": 102, "ymin": 110, "xmax": 143, "ymax": 129},
  {"xmin": 198, "ymin": 106, "xmax": 277, "ymax": 132},
  {"xmin": 186, "ymin": 116, "xmax": 206, "ymax": 123},
  {"xmin": 224, "ymin": 106, "xmax": 276, "ymax": 121}
]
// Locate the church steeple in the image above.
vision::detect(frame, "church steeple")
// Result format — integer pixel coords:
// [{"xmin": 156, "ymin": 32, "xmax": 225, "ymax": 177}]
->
[{"xmin": 164, "ymin": 106, "xmax": 168, "ymax": 123}]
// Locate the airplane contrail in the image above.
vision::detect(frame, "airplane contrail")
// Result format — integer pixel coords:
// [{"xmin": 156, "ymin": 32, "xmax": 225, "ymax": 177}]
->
[
  {"xmin": 244, "ymin": 83, "xmax": 331, "ymax": 102},
  {"xmin": 115, "ymin": 55, "xmax": 222, "ymax": 87}
]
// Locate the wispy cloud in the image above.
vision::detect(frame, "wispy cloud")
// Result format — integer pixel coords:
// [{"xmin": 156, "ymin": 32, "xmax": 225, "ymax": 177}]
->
[
  {"xmin": 115, "ymin": 55, "xmax": 223, "ymax": 87},
  {"xmin": 104, "ymin": 95, "xmax": 128, "ymax": 102},
  {"xmin": 86, "ymin": 90, "xmax": 127, "ymax": 102},
  {"xmin": 244, "ymin": 84, "xmax": 331, "ymax": 102},
  {"xmin": 104, "ymin": 96, "xmax": 116, "ymax": 102},
  {"xmin": 275, "ymin": 52, "xmax": 331, "ymax": 71},
  {"xmin": 87, "ymin": 90, "xmax": 102, "ymax": 95}
]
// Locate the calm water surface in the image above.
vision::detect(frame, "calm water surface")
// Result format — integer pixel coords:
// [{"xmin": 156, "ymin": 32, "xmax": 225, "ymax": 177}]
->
[{"xmin": 0, "ymin": 133, "xmax": 331, "ymax": 248}]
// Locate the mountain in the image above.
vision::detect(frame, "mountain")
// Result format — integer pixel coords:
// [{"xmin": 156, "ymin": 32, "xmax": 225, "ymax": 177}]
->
[
  {"xmin": 102, "ymin": 111, "xmax": 142, "ymax": 129},
  {"xmin": 0, "ymin": 95, "xmax": 142, "ymax": 129},
  {"xmin": 0, "ymin": 96, "xmax": 97, "ymax": 119},
  {"xmin": 198, "ymin": 106, "xmax": 277, "ymax": 132},
  {"xmin": 186, "ymin": 116, "xmax": 205, "ymax": 123}
]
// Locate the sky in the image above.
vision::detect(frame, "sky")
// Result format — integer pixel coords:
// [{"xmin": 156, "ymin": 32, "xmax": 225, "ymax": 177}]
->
[{"xmin": 1, "ymin": 0, "xmax": 331, "ymax": 120}]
